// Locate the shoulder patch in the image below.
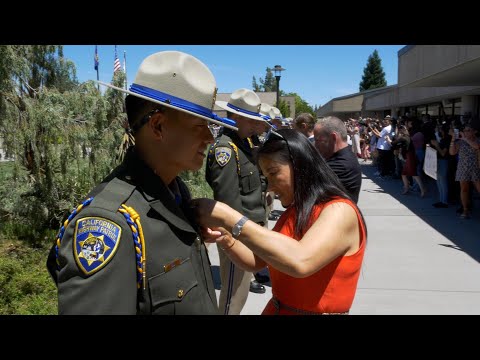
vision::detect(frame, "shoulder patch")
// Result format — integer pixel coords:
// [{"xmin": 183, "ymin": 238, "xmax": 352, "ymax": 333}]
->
[
  {"xmin": 215, "ymin": 146, "xmax": 232, "ymax": 167},
  {"xmin": 73, "ymin": 217, "xmax": 122, "ymax": 276}
]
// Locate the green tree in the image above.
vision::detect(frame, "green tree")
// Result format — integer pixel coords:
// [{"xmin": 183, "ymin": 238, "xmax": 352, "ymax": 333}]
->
[
  {"xmin": 0, "ymin": 45, "xmax": 125, "ymax": 240},
  {"xmin": 252, "ymin": 76, "xmax": 261, "ymax": 92},
  {"xmin": 359, "ymin": 49, "xmax": 387, "ymax": 92},
  {"xmin": 284, "ymin": 92, "xmax": 314, "ymax": 115},
  {"xmin": 278, "ymin": 100, "xmax": 290, "ymax": 118},
  {"xmin": 259, "ymin": 67, "xmax": 277, "ymax": 92}
]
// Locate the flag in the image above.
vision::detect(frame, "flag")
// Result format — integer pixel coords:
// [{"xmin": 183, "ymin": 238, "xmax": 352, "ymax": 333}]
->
[
  {"xmin": 94, "ymin": 45, "xmax": 99, "ymax": 71},
  {"xmin": 114, "ymin": 45, "xmax": 121, "ymax": 73}
]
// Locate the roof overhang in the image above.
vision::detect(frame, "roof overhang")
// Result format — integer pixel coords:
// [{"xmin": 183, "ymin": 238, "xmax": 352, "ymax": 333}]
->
[{"xmin": 404, "ymin": 57, "xmax": 480, "ymax": 87}]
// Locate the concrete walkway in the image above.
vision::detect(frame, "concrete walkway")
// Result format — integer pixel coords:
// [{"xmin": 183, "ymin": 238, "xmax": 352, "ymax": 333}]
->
[{"xmin": 208, "ymin": 161, "xmax": 480, "ymax": 315}]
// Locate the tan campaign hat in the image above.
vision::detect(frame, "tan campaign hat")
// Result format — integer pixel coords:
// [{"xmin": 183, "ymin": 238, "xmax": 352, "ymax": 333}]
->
[
  {"xmin": 215, "ymin": 88, "xmax": 264, "ymax": 121},
  {"xmin": 96, "ymin": 50, "xmax": 237, "ymax": 130}
]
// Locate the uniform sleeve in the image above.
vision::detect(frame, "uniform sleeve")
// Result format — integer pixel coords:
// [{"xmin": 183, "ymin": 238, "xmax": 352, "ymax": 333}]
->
[
  {"xmin": 56, "ymin": 206, "xmax": 138, "ymax": 315},
  {"xmin": 207, "ymin": 144, "xmax": 244, "ymax": 214}
]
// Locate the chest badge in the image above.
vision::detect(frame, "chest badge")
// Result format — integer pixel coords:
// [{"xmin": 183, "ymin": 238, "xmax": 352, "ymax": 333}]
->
[
  {"xmin": 73, "ymin": 217, "xmax": 122, "ymax": 276},
  {"xmin": 215, "ymin": 146, "xmax": 232, "ymax": 167}
]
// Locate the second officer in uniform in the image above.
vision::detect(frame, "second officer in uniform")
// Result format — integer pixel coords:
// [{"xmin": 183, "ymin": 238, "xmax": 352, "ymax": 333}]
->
[{"xmin": 206, "ymin": 88, "xmax": 268, "ymax": 315}]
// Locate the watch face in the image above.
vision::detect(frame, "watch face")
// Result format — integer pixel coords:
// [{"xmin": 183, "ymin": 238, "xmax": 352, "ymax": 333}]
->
[
  {"xmin": 232, "ymin": 216, "xmax": 247, "ymax": 238},
  {"xmin": 232, "ymin": 225, "xmax": 240, "ymax": 237}
]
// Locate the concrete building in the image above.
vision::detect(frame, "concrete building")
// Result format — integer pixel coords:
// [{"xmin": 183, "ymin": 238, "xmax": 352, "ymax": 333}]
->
[
  {"xmin": 317, "ymin": 45, "xmax": 480, "ymax": 122},
  {"xmin": 316, "ymin": 86, "xmax": 396, "ymax": 120}
]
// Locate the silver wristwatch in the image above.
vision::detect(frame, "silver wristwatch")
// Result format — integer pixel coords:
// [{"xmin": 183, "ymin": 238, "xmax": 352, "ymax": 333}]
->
[{"xmin": 232, "ymin": 216, "xmax": 249, "ymax": 237}]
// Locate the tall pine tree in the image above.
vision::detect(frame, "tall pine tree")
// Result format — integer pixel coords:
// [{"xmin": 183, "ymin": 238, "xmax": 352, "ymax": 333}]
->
[
  {"xmin": 259, "ymin": 67, "xmax": 277, "ymax": 92},
  {"xmin": 359, "ymin": 49, "xmax": 386, "ymax": 92}
]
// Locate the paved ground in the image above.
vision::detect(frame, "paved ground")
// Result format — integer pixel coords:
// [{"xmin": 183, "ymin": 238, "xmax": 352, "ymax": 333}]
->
[{"xmin": 207, "ymin": 160, "xmax": 480, "ymax": 315}]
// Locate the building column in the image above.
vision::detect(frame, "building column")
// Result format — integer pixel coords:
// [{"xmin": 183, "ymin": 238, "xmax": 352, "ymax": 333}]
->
[
  {"xmin": 461, "ymin": 95, "xmax": 476, "ymax": 119},
  {"xmin": 391, "ymin": 108, "xmax": 398, "ymax": 118}
]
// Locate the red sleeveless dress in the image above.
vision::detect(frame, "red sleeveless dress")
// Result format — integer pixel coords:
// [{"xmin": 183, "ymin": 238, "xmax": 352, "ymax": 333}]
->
[{"xmin": 262, "ymin": 198, "xmax": 366, "ymax": 315}]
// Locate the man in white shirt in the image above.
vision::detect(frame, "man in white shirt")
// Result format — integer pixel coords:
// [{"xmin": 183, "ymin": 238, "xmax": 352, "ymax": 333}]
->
[{"xmin": 370, "ymin": 115, "xmax": 393, "ymax": 177}]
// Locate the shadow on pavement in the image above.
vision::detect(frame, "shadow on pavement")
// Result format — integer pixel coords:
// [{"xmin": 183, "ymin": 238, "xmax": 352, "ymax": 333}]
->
[{"xmin": 361, "ymin": 162, "xmax": 480, "ymax": 263}]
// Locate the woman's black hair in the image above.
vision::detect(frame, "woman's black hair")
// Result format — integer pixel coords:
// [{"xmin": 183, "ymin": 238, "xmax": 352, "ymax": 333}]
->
[{"xmin": 257, "ymin": 129, "xmax": 367, "ymax": 239}]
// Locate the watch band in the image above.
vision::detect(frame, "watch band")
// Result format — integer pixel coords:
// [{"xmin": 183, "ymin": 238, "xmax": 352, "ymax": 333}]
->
[{"xmin": 232, "ymin": 215, "xmax": 249, "ymax": 237}]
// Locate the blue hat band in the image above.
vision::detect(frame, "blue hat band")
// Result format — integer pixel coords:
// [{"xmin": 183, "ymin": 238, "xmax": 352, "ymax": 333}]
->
[
  {"xmin": 227, "ymin": 103, "xmax": 262, "ymax": 118},
  {"xmin": 130, "ymin": 83, "xmax": 236, "ymax": 128}
]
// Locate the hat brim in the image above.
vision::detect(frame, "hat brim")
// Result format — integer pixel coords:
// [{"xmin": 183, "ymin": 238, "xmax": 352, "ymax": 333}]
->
[
  {"xmin": 96, "ymin": 81, "xmax": 238, "ymax": 131},
  {"xmin": 215, "ymin": 101, "xmax": 265, "ymax": 121},
  {"xmin": 264, "ymin": 119, "xmax": 275, "ymax": 128}
]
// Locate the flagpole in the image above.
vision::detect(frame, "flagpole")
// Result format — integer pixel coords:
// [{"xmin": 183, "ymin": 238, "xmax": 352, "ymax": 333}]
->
[
  {"xmin": 95, "ymin": 45, "xmax": 100, "ymax": 91},
  {"xmin": 123, "ymin": 50, "xmax": 127, "ymax": 91}
]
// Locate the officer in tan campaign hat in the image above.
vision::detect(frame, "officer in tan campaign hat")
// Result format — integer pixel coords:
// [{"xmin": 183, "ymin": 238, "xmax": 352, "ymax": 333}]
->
[
  {"xmin": 271, "ymin": 106, "xmax": 285, "ymax": 129},
  {"xmin": 206, "ymin": 88, "xmax": 268, "ymax": 314},
  {"xmin": 47, "ymin": 50, "xmax": 236, "ymax": 314}
]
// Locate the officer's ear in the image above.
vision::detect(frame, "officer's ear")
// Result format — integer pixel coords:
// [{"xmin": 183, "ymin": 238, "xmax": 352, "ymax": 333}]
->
[{"xmin": 149, "ymin": 110, "xmax": 166, "ymax": 139}]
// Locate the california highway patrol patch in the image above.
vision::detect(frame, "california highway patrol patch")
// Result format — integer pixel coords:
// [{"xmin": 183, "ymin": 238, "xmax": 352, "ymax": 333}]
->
[
  {"xmin": 73, "ymin": 217, "xmax": 122, "ymax": 276},
  {"xmin": 215, "ymin": 146, "xmax": 232, "ymax": 167}
]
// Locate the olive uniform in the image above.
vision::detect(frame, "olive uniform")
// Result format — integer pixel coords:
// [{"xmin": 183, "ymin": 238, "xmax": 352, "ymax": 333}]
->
[
  {"xmin": 47, "ymin": 148, "xmax": 218, "ymax": 315},
  {"xmin": 205, "ymin": 128, "xmax": 266, "ymax": 314}
]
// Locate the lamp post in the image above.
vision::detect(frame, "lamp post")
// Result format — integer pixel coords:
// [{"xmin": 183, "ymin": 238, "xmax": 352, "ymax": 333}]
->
[{"xmin": 273, "ymin": 65, "xmax": 285, "ymax": 107}]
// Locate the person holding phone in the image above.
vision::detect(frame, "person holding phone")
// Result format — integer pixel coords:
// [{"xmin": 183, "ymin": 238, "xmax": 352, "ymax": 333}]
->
[{"xmin": 449, "ymin": 123, "xmax": 480, "ymax": 219}]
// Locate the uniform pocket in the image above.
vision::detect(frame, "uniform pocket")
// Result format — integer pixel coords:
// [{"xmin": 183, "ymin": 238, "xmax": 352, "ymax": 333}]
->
[
  {"xmin": 148, "ymin": 257, "xmax": 198, "ymax": 309},
  {"xmin": 240, "ymin": 166, "xmax": 261, "ymax": 194}
]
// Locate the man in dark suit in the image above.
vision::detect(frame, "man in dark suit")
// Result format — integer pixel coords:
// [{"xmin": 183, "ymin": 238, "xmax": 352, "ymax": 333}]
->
[{"xmin": 314, "ymin": 116, "xmax": 362, "ymax": 203}]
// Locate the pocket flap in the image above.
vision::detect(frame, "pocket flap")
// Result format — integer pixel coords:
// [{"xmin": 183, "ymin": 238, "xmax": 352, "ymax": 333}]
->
[{"xmin": 149, "ymin": 258, "xmax": 198, "ymax": 307}]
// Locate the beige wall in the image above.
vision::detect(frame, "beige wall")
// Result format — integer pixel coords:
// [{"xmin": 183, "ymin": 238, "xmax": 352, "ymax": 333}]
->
[
  {"xmin": 397, "ymin": 86, "xmax": 480, "ymax": 106},
  {"xmin": 333, "ymin": 94, "xmax": 363, "ymax": 112},
  {"xmin": 399, "ymin": 45, "xmax": 480, "ymax": 86},
  {"xmin": 365, "ymin": 84, "xmax": 480, "ymax": 110},
  {"xmin": 316, "ymin": 100, "xmax": 334, "ymax": 117},
  {"xmin": 280, "ymin": 96, "xmax": 296, "ymax": 118},
  {"xmin": 365, "ymin": 88, "xmax": 397, "ymax": 110}
]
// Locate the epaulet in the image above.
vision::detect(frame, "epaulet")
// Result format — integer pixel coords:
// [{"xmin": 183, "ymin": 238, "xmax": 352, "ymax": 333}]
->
[
  {"xmin": 91, "ymin": 177, "xmax": 136, "ymax": 213},
  {"xmin": 53, "ymin": 178, "xmax": 147, "ymax": 290},
  {"xmin": 228, "ymin": 141, "xmax": 240, "ymax": 175}
]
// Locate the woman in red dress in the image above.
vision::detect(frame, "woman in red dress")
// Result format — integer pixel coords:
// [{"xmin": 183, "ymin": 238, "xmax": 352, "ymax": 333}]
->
[{"xmin": 193, "ymin": 129, "xmax": 367, "ymax": 315}]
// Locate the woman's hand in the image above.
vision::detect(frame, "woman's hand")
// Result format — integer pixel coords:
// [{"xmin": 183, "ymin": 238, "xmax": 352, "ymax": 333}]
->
[
  {"xmin": 200, "ymin": 226, "xmax": 236, "ymax": 250},
  {"xmin": 199, "ymin": 226, "xmax": 223, "ymax": 243},
  {"xmin": 190, "ymin": 198, "xmax": 232, "ymax": 229}
]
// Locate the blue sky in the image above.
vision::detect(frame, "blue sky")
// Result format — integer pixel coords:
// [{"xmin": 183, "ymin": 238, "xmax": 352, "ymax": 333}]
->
[{"xmin": 63, "ymin": 45, "xmax": 405, "ymax": 108}]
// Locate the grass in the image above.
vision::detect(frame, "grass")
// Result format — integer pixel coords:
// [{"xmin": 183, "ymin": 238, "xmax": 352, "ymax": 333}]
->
[{"xmin": 0, "ymin": 237, "xmax": 57, "ymax": 315}]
